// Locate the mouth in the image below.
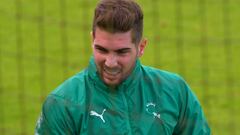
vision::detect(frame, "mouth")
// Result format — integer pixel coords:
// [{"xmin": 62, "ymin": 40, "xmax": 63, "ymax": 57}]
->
[{"xmin": 103, "ymin": 67, "xmax": 121, "ymax": 76}]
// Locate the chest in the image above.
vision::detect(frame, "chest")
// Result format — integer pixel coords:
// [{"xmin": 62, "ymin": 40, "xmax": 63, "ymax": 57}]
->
[{"xmin": 81, "ymin": 86, "xmax": 180, "ymax": 135}]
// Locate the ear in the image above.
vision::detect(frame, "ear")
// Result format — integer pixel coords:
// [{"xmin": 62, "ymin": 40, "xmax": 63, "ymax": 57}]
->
[
  {"xmin": 90, "ymin": 31, "xmax": 94, "ymax": 41},
  {"xmin": 90, "ymin": 31, "xmax": 94, "ymax": 49},
  {"xmin": 137, "ymin": 38, "xmax": 147, "ymax": 57}
]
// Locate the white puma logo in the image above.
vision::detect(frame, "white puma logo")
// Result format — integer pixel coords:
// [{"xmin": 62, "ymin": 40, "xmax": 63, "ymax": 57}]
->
[{"xmin": 90, "ymin": 109, "xmax": 106, "ymax": 123}]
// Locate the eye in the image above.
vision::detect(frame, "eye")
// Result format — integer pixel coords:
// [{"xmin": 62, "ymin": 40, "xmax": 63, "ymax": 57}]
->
[
  {"xmin": 116, "ymin": 49, "xmax": 130, "ymax": 55},
  {"xmin": 94, "ymin": 45, "xmax": 108, "ymax": 53}
]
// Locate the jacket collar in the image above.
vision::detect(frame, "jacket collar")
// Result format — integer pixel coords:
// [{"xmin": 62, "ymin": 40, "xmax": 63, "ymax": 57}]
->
[{"xmin": 87, "ymin": 56, "xmax": 142, "ymax": 92}]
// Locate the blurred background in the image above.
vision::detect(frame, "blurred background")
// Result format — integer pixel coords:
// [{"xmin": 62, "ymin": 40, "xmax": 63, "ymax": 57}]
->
[{"xmin": 0, "ymin": 0, "xmax": 239, "ymax": 134}]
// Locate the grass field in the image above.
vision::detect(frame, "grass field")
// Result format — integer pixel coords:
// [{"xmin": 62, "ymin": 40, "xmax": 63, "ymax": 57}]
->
[{"xmin": 0, "ymin": 0, "xmax": 240, "ymax": 134}]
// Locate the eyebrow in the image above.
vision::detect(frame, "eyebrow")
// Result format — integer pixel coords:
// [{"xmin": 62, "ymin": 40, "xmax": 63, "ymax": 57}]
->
[
  {"xmin": 94, "ymin": 44, "xmax": 107, "ymax": 51},
  {"xmin": 94, "ymin": 44, "xmax": 131, "ymax": 52}
]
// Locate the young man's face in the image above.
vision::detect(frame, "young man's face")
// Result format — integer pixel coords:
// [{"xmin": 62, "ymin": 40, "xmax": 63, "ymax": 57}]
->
[{"xmin": 92, "ymin": 27, "xmax": 146, "ymax": 88}]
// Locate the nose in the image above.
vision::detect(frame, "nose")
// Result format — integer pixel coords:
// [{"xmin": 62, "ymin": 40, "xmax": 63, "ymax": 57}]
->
[{"xmin": 105, "ymin": 55, "xmax": 118, "ymax": 68}]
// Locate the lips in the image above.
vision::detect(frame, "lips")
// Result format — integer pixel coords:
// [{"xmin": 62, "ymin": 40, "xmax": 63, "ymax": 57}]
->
[{"xmin": 103, "ymin": 68, "xmax": 120, "ymax": 76}]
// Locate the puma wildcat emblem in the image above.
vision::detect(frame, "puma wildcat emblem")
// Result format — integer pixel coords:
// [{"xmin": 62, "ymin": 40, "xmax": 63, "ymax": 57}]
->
[{"xmin": 90, "ymin": 109, "xmax": 106, "ymax": 123}]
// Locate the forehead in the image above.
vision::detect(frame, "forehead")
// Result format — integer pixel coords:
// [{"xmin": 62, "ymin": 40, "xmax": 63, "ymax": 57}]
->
[{"xmin": 94, "ymin": 28, "xmax": 135, "ymax": 49}]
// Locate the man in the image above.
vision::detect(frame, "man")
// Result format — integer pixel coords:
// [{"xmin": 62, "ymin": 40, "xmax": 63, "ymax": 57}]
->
[{"xmin": 35, "ymin": 0, "xmax": 211, "ymax": 134}]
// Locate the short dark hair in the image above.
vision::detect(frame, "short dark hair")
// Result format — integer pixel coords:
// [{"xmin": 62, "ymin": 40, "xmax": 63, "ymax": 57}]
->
[{"xmin": 92, "ymin": 0, "xmax": 144, "ymax": 44}]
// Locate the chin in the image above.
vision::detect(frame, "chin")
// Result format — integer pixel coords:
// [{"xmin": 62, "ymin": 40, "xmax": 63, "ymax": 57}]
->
[
  {"xmin": 104, "ymin": 80, "xmax": 120, "ymax": 88},
  {"xmin": 105, "ymin": 81, "xmax": 120, "ymax": 86}
]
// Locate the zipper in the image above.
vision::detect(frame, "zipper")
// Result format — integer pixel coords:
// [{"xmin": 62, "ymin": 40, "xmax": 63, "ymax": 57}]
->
[{"xmin": 120, "ymin": 86, "xmax": 132, "ymax": 135}]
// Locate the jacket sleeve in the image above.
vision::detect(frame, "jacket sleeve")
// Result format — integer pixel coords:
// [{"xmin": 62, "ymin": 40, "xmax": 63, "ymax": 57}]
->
[
  {"xmin": 35, "ymin": 95, "xmax": 77, "ymax": 135},
  {"xmin": 173, "ymin": 78, "xmax": 211, "ymax": 135}
]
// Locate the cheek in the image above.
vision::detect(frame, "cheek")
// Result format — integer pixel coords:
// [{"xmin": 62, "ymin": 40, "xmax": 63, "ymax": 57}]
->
[
  {"xmin": 94, "ymin": 52, "xmax": 104, "ymax": 61},
  {"xmin": 121, "ymin": 56, "xmax": 136, "ymax": 68},
  {"xmin": 93, "ymin": 55, "xmax": 104, "ymax": 68}
]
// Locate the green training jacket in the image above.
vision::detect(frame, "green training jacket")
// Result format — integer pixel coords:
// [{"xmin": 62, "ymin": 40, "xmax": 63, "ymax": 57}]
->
[{"xmin": 35, "ymin": 57, "xmax": 211, "ymax": 135}]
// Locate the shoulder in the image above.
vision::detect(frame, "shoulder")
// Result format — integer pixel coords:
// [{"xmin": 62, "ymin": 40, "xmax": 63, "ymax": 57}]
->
[
  {"xmin": 141, "ymin": 65, "xmax": 184, "ymax": 85},
  {"xmin": 48, "ymin": 69, "xmax": 89, "ymax": 105},
  {"xmin": 141, "ymin": 65, "xmax": 189, "ymax": 96}
]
